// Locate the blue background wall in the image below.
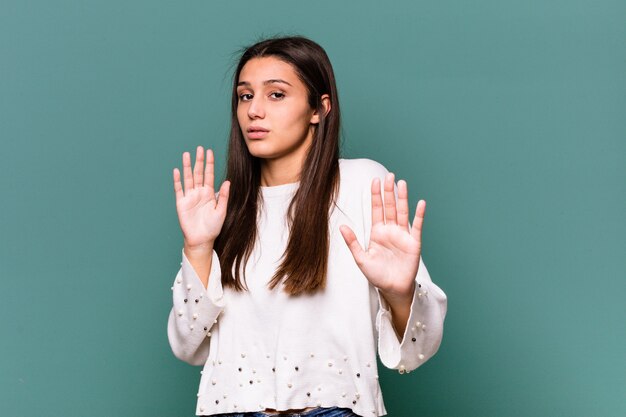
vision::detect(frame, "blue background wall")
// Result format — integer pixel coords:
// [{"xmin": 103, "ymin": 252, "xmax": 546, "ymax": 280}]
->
[{"xmin": 1, "ymin": 1, "xmax": 624, "ymax": 416}]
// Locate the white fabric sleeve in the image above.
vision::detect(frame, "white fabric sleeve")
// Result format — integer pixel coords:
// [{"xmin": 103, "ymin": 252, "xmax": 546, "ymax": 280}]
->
[
  {"xmin": 358, "ymin": 159, "xmax": 447, "ymax": 372},
  {"xmin": 376, "ymin": 257, "xmax": 447, "ymax": 372},
  {"xmin": 167, "ymin": 248, "xmax": 225, "ymax": 366}
]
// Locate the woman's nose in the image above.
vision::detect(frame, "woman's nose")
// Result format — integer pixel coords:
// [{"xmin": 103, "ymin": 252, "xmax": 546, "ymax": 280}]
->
[{"xmin": 247, "ymin": 96, "xmax": 265, "ymax": 119}]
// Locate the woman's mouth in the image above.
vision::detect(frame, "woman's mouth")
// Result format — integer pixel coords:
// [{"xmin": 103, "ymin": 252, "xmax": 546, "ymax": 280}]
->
[{"xmin": 247, "ymin": 126, "xmax": 269, "ymax": 139}]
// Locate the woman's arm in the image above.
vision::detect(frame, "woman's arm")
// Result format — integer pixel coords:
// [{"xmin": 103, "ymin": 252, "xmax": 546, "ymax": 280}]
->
[
  {"xmin": 167, "ymin": 248, "xmax": 225, "ymax": 365},
  {"xmin": 378, "ymin": 283, "xmax": 415, "ymax": 339},
  {"xmin": 340, "ymin": 159, "xmax": 447, "ymax": 372},
  {"xmin": 167, "ymin": 146, "xmax": 230, "ymax": 364},
  {"xmin": 376, "ymin": 256, "xmax": 447, "ymax": 372},
  {"xmin": 184, "ymin": 243, "xmax": 214, "ymax": 289},
  {"xmin": 340, "ymin": 172, "xmax": 426, "ymax": 333},
  {"xmin": 172, "ymin": 146, "xmax": 230, "ymax": 288}
]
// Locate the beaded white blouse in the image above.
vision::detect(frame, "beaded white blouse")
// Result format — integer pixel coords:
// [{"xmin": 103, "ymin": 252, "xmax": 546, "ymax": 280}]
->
[{"xmin": 167, "ymin": 158, "xmax": 447, "ymax": 417}]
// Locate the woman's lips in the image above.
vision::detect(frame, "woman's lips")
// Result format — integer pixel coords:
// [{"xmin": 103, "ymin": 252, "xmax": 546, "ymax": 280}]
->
[{"xmin": 247, "ymin": 127, "xmax": 269, "ymax": 139}]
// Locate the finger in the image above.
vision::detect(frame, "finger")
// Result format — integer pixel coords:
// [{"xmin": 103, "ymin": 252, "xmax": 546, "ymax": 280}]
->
[
  {"xmin": 371, "ymin": 178, "xmax": 384, "ymax": 226},
  {"xmin": 339, "ymin": 225, "xmax": 366, "ymax": 267},
  {"xmin": 216, "ymin": 180, "xmax": 230, "ymax": 216},
  {"xmin": 397, "ymin": 180, "xmax": 409, "ymax": 230},
  {"xmin": 410, "ymin": 200, "xmax": 426, "ymax": 243},
  {"xmin": 204, "ymin": 149, "xmax": 215, "ymax": 196},
  {"xmin": 173, "ymin": 168, "xmax": 184, "ymax": 201},
  {"xmin": 193, "ymin": 145, "xmax": 204, "ymax": 189},
  {"xmin": 384, "ymin": 172, "xmax": 397, "ymax": 225},
  {"xmin": 182, "ymin": 151, "xmax": 193, "ymax": 194}
]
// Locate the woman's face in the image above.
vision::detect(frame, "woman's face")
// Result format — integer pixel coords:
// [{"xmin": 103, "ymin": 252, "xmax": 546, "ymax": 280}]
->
[{"xmin": 236, "ymin": 56, "xmax": 320, "ymax": 165}]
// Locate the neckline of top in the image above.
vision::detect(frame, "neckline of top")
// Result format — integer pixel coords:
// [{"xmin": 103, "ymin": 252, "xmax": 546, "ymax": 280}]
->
[
  {"xmin": 260, "ymin": 181, "xmax": 300, "ymax": 198},
  {"xmin": 259, "ymin": 159, "xmax": 346, "ymax": 198}
]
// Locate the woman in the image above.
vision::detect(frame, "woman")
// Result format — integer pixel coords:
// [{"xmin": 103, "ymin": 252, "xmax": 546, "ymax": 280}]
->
[{"xmin": 168, "ymin": 36, "xmax": 447, "ymax": 417}]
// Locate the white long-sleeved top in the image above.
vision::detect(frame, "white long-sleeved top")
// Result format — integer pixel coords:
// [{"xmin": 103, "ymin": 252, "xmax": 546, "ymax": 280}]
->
[{"xmin": 167, "ymin": 158, "xmax": 447, "ymax": 417}]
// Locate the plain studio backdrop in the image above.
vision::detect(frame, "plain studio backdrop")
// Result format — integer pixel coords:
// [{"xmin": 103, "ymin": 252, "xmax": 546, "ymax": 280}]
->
[{"xmin": 1, "ymin": 1, "xmax": 624, "ymax": 416}]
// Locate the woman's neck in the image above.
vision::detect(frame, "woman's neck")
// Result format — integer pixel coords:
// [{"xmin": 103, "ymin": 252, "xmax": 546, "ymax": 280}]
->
[
  {"xmin": 260, "ymin": 158, "xmax": 301, "ymax": 186},
  {"xmin": 260, "ymin": 145, "xmax": 311, "ymax": 186}
]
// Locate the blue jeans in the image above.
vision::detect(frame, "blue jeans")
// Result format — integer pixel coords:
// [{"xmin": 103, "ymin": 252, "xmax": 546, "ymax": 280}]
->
[{"xmin": 208, "ymin": 406, "xmax": 360, "ymax": 417}]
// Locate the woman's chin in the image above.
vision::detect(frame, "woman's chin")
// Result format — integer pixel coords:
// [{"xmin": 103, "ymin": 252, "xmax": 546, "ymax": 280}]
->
[{"xmin": 245, "ymin": 143, "xmax": 279, "ymax": 160}]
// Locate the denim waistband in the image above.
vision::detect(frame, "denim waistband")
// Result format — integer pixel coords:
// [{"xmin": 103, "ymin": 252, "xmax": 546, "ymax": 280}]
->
[{"xmin": 208, "ymin": 406, "xmax": 358, "ymax": 417}]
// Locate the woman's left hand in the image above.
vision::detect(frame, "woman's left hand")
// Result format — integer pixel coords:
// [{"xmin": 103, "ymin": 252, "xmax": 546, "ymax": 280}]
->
[{"xmin": 340, "ymin": 173, "xmax": 425, "ymax": 299}]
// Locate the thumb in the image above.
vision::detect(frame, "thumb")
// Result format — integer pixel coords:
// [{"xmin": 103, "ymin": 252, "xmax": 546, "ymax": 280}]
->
[
  {"xmin": 340, "ymin": 225, "xmax": 366, "ymax": 267},
  {"xmin": 216, "ymin": 181, "xmax": 230, "ymax": 216}
]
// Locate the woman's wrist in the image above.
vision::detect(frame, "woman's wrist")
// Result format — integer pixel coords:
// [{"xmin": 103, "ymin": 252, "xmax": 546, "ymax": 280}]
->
[
  {"xmin": 183, "ymin": 241, "xmax": 214, "ymax": 258},
  {"xmin": 378, "ymin": 280, "xmax": 416, "ymax": 303}
]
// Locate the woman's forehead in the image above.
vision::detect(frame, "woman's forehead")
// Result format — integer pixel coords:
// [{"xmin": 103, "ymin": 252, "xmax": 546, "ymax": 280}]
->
[{"xmin": 238, "ymin": 57, "xmax": 300, "ymax": 85}]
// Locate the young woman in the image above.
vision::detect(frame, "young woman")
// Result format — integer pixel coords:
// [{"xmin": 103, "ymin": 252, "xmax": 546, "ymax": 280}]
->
[{"xmin": 168, "ymin": 36, "xmax": 447, "ymax": 417}]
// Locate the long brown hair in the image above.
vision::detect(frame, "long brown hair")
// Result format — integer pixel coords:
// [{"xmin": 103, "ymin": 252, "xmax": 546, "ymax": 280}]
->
[{"xmin": 214, "ymin": 36, "xmax": 341, "ymax": 296}]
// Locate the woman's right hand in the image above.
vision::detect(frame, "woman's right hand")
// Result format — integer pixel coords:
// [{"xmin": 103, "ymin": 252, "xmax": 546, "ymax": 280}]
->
[{"xmin": 173, "ymin": 146, "xmax": 230, "ymax": 250}]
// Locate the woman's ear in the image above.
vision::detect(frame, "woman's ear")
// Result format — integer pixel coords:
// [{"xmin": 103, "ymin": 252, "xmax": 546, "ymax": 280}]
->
[{"xmin": 310, "ymin": 94, "xmax": 332, "ymax": 124}]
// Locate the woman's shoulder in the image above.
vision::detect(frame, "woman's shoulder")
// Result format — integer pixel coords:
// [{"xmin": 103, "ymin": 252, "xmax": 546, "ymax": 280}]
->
[{"xmin": 338, "ymin": 157, "xmax": 390, "ymax": 183}]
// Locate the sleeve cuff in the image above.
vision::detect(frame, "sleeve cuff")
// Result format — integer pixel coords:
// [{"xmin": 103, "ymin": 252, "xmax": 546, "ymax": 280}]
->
[
  {"xmin": 167, "ymin": 248, "xmax": 226, "ymax": 365},
  {"xmin": 376, "ymin": 258, "xmax": 447, "ymax": 373}
]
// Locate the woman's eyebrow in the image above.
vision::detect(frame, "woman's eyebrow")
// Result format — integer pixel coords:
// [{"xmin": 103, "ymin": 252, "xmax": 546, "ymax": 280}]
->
[{"xmin": 237, "ymin": 79, "xmax": 293, "ymax": 87}]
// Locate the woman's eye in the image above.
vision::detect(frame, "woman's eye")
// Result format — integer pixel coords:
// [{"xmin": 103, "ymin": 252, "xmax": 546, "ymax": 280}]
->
[
  {"xmin": 270, "ymin": 92, "xmax": 285, "ymax": 99},
  {"xmin": 239, "ymin": 93, "xmax": 253, "ymax": 101}
]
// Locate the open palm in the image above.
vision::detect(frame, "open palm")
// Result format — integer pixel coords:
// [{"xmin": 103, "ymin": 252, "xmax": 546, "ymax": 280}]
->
[
  {"xmin": 340, "ymin": 173, "xmax": 425, "ymax": 297},
  {"xmin": 173, "ymin": 146, "xmax": 230, "ymax": 248}
]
